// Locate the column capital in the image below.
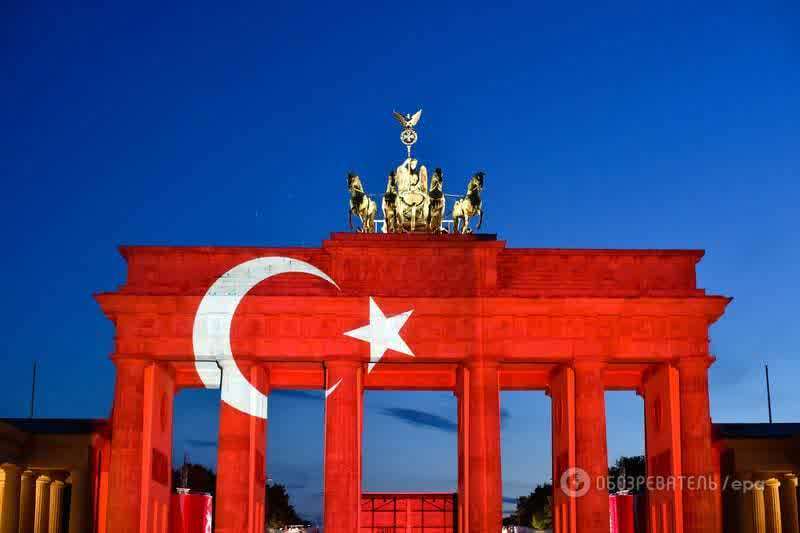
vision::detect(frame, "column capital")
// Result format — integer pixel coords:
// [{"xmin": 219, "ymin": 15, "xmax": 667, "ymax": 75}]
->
[
  {"xmin": 48, "ymin": 472, "xmax": 69, "ymax": 483},
  {"xmin": 111, "ymin": 356, "xmax": 150, "ymax": 368},
  {"xmin": 217, "ymin": 358, "xmax": 240, "ymax": 370},
  {"xmin": 571, "ymin": 357, "xmax": 608, "ymax": 370},
  {"xmin": 0, "ymin": 463, "xmax": 21, "ymax": 477},
  {"xmin": 764, "ymin": 477, "xmax": 781, "ymax": 488},
  {"xmin": 674, "ymin": 354, "xmax": 715, "ymax": 371},
  {"xmin": 324, "ymin": 359, "xmax": 363, "ymax": 370},
  {"xmin": 783, "ymin": 473, "xmax": 798, "ymax": 486},
  {"xmin": 463, "ymin": 359, "xmax": 499, "ymax": 370}
]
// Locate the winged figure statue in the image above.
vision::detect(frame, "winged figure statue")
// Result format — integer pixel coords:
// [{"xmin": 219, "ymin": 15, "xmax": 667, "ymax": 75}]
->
[{"xmin": 392, "ymin": 109, "xmax": 422, "ymax": 129}]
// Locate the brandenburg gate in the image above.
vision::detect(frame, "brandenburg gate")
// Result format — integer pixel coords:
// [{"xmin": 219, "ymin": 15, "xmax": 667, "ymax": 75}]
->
[{"xmin": 95, "ymin": 112, "xmax": 730, "ymax": 532}]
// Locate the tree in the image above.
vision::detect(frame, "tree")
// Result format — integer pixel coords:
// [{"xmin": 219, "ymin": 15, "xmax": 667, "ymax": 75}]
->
[
  {"xmin": 511, "ymin": 483, "xmax": 552, "ymax": 528},
  {"xmin": 608, "ymin": 455, "xmax": 646, "ymax": 494},
  {"xmin": 266, "ymin": 483, "xmax": 307, "ymax": 528},
  {"xmin": 530, "ymin": 495, "xmax": 552, "ymax": 530},
  {"xmin": 172, "ymin": 462, "xmax": 216, "ymax": 494}
]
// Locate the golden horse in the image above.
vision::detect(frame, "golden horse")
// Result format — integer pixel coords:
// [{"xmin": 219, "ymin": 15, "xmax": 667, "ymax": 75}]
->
[
  {"xmin": 382, "ymin": 170, "xmax": 399, "ymax": 233},
  {"xmin": 347, "ymin": 172, "xmax": 376, "ymax": 232},
  {"xmin": 452, "ymin": 171, "xmax": 485, "ymax": 234}
]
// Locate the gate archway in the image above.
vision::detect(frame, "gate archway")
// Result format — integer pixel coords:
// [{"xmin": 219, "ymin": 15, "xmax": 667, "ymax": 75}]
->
[{"xmin": 97, "ymin": 232, "xmax": 729, "ymax": 533}]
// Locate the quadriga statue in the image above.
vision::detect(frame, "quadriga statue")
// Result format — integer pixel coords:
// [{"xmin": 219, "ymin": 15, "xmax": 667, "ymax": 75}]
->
[{"xmin": 392, "ymin": 157, "xmax": 430, "ymax": 232}]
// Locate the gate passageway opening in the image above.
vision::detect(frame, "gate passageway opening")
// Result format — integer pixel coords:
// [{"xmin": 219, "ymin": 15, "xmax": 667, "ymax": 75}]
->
[
  {"xmin": 268, "ymin": 389, "xmax": 325, "ymax": 526},
  {"xmin": 363, "ymin": 391, "xmax": 457, "ymax": 493},
  {"xmin": 500, "ymin": 391, "xmax": 551, "ymax": 524},
  {"xmin": 172, "ymin": 388, "xmax": 221, "ymax": 488},
  {"xmin": 362, "ymin": 390, "xmax": 457, "ymax": 532},
  {"xmin": 605, "ymin": 391, "xmax": 645, "ymax": 483}
]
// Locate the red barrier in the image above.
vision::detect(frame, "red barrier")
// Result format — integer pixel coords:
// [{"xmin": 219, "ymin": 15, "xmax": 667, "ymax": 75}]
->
[
  {"xmin": 170, "ymin": 491, "xmax": 213, "ymax": 533},
  {"xmin": 609, "ymin": 494, "xmax": 636, "ymax": 533},
  {"xmin": 361, "ymin": 493, "xmax": 456, "ymax": 532}
]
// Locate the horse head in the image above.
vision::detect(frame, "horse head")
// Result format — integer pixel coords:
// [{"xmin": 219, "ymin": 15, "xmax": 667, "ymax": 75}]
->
[
  {"xmin": 473, "ymin": 171, "xmax": 485, "ymax": 190},
  {"xmin": 347, "ymin": 171, "xmax": 360, "ymax": 190}
]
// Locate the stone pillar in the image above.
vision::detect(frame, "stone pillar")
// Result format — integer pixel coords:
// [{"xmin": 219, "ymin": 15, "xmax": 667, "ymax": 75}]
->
[
  {"xmin": 457, "ymin": 361, "xmax": 502, "ymax": 533},
  {"xmin": 455, "ymin": 368, "xmax": 468, "ymax": 533},
  {"xmin": 32, "ymin": 475, "xmax": 50, "ymax": 533},
  {"xmin": 763, "ymin": 478, "xmax": 781, "ymax": 533},
  {"xmin": 106, "ymin": 359, "xmax": 146, "ymax": 533},
  {"xmin": 740, "ymin": 480, "xmax": 766, "ymax": 533},
  {"xmin": 677, "ymin": 356, "xmax": 719, "ymax": 533},
  {"xmin": 46, "ymin": 481, "xmax": 65, "ymax": 533},
  {"xmin": 215, "ymin": 362, "xmax": 269, "ymax": 533},
  {"xmin": 573, "ymin": 360, "xmax": 609, "ymax": 533},
  {"xmin": 18, "ymin": 470, "xmax": 35, "ymax": 533},
  {"xmin": 323, "ymin": 361, "xmax": 363, "ymax": 533},
  {"xmin": 780, "ymin": 474, "xmax": 799, "ymax": 533},
  {"xmin": 642, "ymin": 363, "xmax": 683, "ymax": 532},
  {"xmin": 106, "ymin": 360, "xmax": 174, "ymax": 533},
  {"xmin": 549, "ymin": 365, "xmax": 576, "ymax": 533},
  {"xmin": 66, "ymin": 470, "xmax": 87, "ymax": 533},
  {"xmin": 0, "ymin": 464, "xmax": 21, "ymax": 533}
]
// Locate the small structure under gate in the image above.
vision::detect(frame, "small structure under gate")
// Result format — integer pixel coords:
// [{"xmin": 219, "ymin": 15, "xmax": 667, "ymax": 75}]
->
[{"xmin": 361, "ymin": 492, "xmax": 457, "ymax": 533}]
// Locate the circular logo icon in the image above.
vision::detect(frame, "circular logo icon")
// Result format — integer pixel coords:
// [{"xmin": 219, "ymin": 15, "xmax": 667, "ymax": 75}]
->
[{"xmin": 560, "ymin": 467, "xmax": 591, "ymax": 498}]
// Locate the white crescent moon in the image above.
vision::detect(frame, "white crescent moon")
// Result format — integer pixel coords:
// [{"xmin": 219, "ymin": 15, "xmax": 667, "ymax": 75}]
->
[{"xmin": 192, "ymin": 257, "xmax": 339, "ymax": 418}]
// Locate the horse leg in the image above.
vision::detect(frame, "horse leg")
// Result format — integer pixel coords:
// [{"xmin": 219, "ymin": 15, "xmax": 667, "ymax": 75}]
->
[
  {"xmin": 477, "ymin": 208, "xmax": 483, "ymax": 231},
  {"xmin": 349, "ymin": 207, "xmax": 354, "ymax": 231}
]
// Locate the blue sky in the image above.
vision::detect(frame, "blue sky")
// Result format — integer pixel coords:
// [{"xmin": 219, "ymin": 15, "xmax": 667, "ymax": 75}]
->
[{"xmin": 1, "ymin": 1, "xmax": 798, "ymax": 523}]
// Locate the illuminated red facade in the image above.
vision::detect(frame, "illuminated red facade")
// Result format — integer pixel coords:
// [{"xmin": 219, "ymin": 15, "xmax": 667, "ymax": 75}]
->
[{"xmin": 96, "ymin": 232, "xmax": 730, "ymax": 532}]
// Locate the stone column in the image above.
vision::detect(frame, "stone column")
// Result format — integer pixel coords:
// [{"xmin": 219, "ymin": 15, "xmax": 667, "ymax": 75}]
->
[
  {"xmin": 677, "ymin": 356, "xmax": 720, "ymax": 533},
  {"xmin": 106, "ymin": 359, "xmax": 146, "ymax": 533},
  {"xmin": 780, "ymin": 474, "xmax": 799, "ymax": 533},
  {"xmin": 323, "ymin": 361, "xmax": 363, "ymax": 533},
  {"xmin": 740, "ymin": 480, "xmax": 766, "ymax": 533},
  {"xmin": 573, "ymin": 360, "xmax": 609, "ymax": 533},
  {"xmin": 215, "ymin": 362, "xmax": 269, "ymax": 533},
  {"xmin": 18, "ymin": 470, "xmax": 36, "ymax": 533},
  {"xmin": 32, "ymin": 475, "xmax": 51, "ymax": 533},
  {"xmin": 763, "ymin": 478, "xmax": 781, "ymax": 533},
  {"xmin": 455, "ymin": 368, "xmax": 468, "ymax": 533},
  {"xmin": 549, "ymin": 365, "xmax": 576, "ymax": 533},
  {"xmin": 0, "ymin": 463, "xmax": 21, "ymax": 533},
  {"xmin": 458, "ymin": 361, "xmax": 502, "ymax": 533},
  {"xmin": 66, "ymin": 470, "xmax": 87, "ymax": 533},
  {"xmin": 642, "ymin": 363, "xmax": 683, "ymax": 531},
  {"xmin": 47, "ymin": 481, "xmax": 66, "ymax": 533},
  {"xmin": 107, "ymin": 360, "xmax": 174, "ymax": 533}
]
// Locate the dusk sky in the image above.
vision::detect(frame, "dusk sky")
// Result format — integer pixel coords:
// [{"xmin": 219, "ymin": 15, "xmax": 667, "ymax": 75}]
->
[{"xmin": 2, "ymin": 2, "xmax": 798, "ymax": 523}]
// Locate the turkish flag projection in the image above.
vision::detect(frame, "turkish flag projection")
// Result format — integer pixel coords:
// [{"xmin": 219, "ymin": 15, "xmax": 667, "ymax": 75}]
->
[{"xmin": 96, "ymin": 233, "xmax": 729, "ymax": 533}]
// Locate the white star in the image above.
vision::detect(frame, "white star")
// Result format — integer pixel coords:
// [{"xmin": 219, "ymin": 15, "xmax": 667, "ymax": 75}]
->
[{"xmin": 344, "ymin": 297, "xmax": 414, "ymax": 373}]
